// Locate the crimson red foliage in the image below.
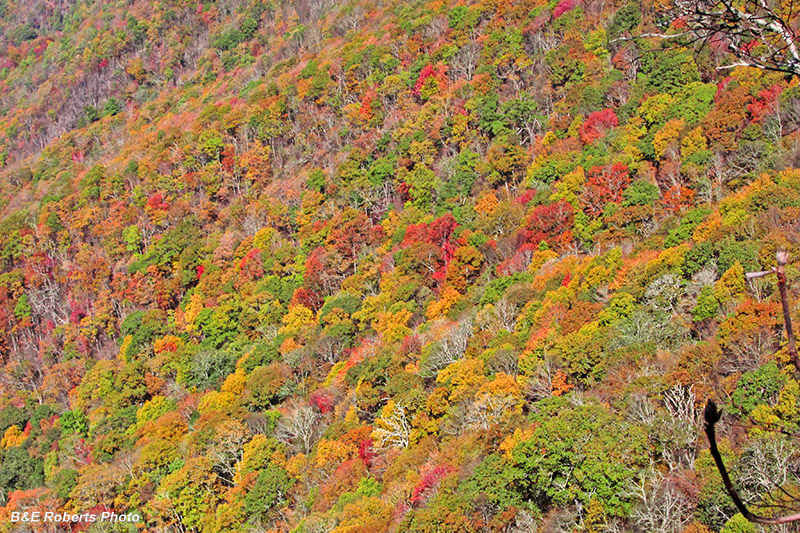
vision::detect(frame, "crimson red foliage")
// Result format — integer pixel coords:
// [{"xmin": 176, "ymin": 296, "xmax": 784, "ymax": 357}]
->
[
  {"xmin": 357, "ymin": 438, "xmax": 375, "ymax": 466},
  {"xmin": 553, "ymin": 0, "xmax": 578, "ymax": 18},
  {"xmin": 515, "ymin": 189, "xmax": 537, "ymax": 205},
  {"xmin": 404, "ymin": 213, "xmax": 458, "ymax": 247},
  {"xmin": 410, "ymin": 464, "xmax": 453, "ymax": 505},
  {"xmin": 582, "ymin": 163, "xmax": 630, "ymax": 215},
  {"xmin": 747, "ymin": 84, "xmax": 783, "ymax": 122},
  {"xmin": 523, "ymin": 200, "xmax": 575, "ymax": 249},
  {"xmin": 579, "ymin": 109, "xmax": 618, "ymax": 144},
  {"xmin": 309, "ymin": 391, "xmax": 334, "ymax": 413},
  {"xmin": 400, "ymin": 334, "xmax": 422, "ymax": 355},
  {"xmin": 497, "ymin": 243, "xmax": 537, "ymax": 276},
  {"xmin": 146, "ymin": 193, "xmax": 169, "ymax": 211},
  {"xmin": 291, "ymin": 287, "xmax": 322, "ymax": 311},
  {"xmin": 412, "ymin": 64, "xmax": 442, "ymax": 96}
]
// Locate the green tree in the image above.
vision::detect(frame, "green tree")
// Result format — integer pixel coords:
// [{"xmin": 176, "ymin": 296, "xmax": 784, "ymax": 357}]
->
[
  {"xmin": 59, "ymin": 409, "xmax": 89, "ymax": 436},
  {"xmin": 155, "ymin": 457, "xmax": 219, "ymax": 531},
  {"xmin": 730, "ymin": 362, "xmax": 787, "ymax": 417},
  {"xmin": 513, "ymin": 402, "xmax": 649, "ymax": 516},
  {"xmin": 244, "ymin": 464, "xmax": 294, "ymax": 518},
  {"xmin": 692, "ymin": 285, "xmax": 719, "ymax": 322},
  {"xmin": 0, "ymin": 445, "xmax": 45, "ymax": 492},
  {"xmin": 622, "ymin": 181, "xmax": 660, "ymax": 207}
]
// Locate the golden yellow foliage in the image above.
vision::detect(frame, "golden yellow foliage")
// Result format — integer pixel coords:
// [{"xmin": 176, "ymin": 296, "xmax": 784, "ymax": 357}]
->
[
  {"xmin": 313, "ymin": 439, "xmax": 356, "ymax": 469},
  {"xmin": 221, "ymin": 369, "xmax": 247, "ymax": 396},
  {"xmin": 436, "ymin": 358, "xmax": 486, "ymax": 403},
  {"xmin": 253, "ymin": 227, "xmax": 277, "ymax": 250},
  {"xmin": 714, "ymin": 261, "xmax": 746, "ymax": 303},
  {"xmin": 653, "ymin": 119, "xmax": 685, "ymax": 160},
  {"xmin": 279, "ymin": 304, "xmax": 315, "ymax": 336},
  {"xmin": 279, "ymin": 337, "xmax": 303, "ymax": 355},
  {"xmin": 550, "ymin": 166, "xmax": 586, "ymax": 206},
  {"xmin": 693, "ymin": 212, "xmax": 722, "ymax": 243},
  {"xmin": 286, "ymin": 453, "xmax": 307, "ymax": 479},
  {"xmin": 374, "ymin": 307, "xmax": 413, "ymax": 343},
  {"xmin": 425, "ymin": 286, "xmax": 462, "ymax": 320},
  {"xmin": 1, "ymin": 425, "xmax": 26, "ymax": 448},
  {"xmin": 681, "ymin": 127, "xmax": 707, "ymax": 161},
  {"xmin": 475, "ymin": 191, "xmax": 499, "ymax": 215},
  {"xmin": 499, "ymin": 427, "xmax": 535, "ymax": 459},
  {"xmin": 198, "ymin": 390, "xmax": 237, "ymax": 413},
  {"xmin": 184, "ymin": 292, "xmax": 205, "ymax": 332},
  {"xmin": 237, "ymin": 435, "xmax": 272, "ymax": 483},
  {"xmin": 154, "ymin": 335, "xmax": 183, "ymax": 354}
]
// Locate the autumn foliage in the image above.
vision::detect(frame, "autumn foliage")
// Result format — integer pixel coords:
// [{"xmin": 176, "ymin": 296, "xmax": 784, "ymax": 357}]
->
[{"xmin": 0, "ymin": 0, "xmax": 798, "ymax": 531}]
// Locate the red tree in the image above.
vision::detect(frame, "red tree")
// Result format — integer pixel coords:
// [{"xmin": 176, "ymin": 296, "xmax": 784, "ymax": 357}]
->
[{"xmin": 582, "ymin": 163, "xmax": 631, "ymax": 215}]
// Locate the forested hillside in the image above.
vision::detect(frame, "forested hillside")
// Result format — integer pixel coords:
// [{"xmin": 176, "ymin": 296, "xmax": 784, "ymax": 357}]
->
[{"xmin": 1, "ymin": 0, "xmax": 800, "ymax": 531}]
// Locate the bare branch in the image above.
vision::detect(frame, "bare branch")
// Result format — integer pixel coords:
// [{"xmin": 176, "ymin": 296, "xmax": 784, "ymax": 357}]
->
[
  {"xmin": 704, "ymin": 400, "xmax": 800, "ymax": 525},
  {"xmin": 744, "ymin": 251, "xmax": 799, "ymax": 371},
  {"xmin": 670, "ymin": 0, "xmax": 800, "ymax": 75}
]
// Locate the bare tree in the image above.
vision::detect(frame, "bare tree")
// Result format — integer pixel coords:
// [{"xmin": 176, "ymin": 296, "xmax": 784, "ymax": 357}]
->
[
  {"xmin": 372, "ymin": 402, "xmax": 410, "ymax": 449},
  {"xmin": 464, "ymin": 393, "xmax": 519, "ymax": 430},
  {"xmin": 298, "ymin": 515, "xmax": 337, "ymax": 533},
  {"xmin": 525, "ymin": 354, "xmax": 561, "ymax": 402},
  {"xmin": 722, "ymin": 327, "xmax": 778, "ymax": 373},
  {"xmin": 660, "ymin": 385, "xmax": 701, "ymax": 471},
  {"xmin": 738, "ymin": 434, "xmax": 799, "ymax": 504},
  {"xmin": 275, "ymin": 402, "xmax": 323, "ymax": 454},
  {"xmin": 314, "ymin": 334, "xmax": 347, "ymax": 365},
  {"xmin": 208, "ymin": 421, "xmax": 250, "ymax": 485},
  {"xmin": 672, "ymin": 0, "xmax": 800, "ymax": 76},
  {"xmin": 645, "ymin": 274, "xmax": 684, "ymax": 316},
  {"xmin": 450, "ymin": 32, "xmax": 481, "ymax": 81},
  {"xmin": 628, "ymin": 393, "xmax": 658, "ymax": 425},
  {"xmin": 510, "ymin": 510, "xmax": 539, "ymax": 533},
  {"xmin": 420, "ymin": 318, "xmax": 472, "ymax": 377},
  {"xmin": 494, "ymin": 297, "xmax": 519, "ymax": 333},
  {"xmin": 629, "ymin": 468, "xmax": 694, "ymax": 533}
]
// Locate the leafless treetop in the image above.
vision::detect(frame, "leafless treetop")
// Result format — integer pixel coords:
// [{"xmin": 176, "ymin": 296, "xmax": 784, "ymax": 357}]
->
[{"xmin": 672, "ymin": 0, "xmax": 800, "ymax": 75}]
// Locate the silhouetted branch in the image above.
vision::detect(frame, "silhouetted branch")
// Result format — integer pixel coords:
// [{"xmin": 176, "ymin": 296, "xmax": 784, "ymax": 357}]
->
[
  {"xmin": 746, "ymin": 251, "xmax": 799, "ymax": 371},
  {"xmin": 704, "ymin": 399, "xmax": 800, "ymax": 524}
]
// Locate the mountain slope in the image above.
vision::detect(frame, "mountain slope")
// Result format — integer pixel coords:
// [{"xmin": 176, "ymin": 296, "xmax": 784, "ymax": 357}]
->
[{"xmin": 1, "ymin": 0, "xmax": 800, "ymax": 531}]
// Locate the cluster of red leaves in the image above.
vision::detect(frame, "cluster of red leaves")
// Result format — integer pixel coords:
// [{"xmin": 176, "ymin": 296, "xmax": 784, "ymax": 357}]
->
[
  {"xmin": 660, "ymin": 184, "xmax": 695, "ymax": 213},
  {"xmin": 309, "ymin": 391, "xmax": 335, "ymax": 413},
  {"xmin": 410, "ymin": 464, "xmax": 454, "ymax": 505},
  {"xmin": 523, "ymin": 201, "xmax": 575, "ymax": 250},
  {"xmin": 357, "ymin": 438, "xmax": 375, "ymax": 466},
  {"xmin": 579, "ymin": 109, "xmax": 618, "ymax": 144},
  {"xmin": 582, "ymin": 163, "xmax": 630, "ymax": 215},
  {"xmin": 292, "ymin": 287, "xmax": 322, "ymax": 311},
  {"xmin": 514, "ymin": 189, "xmax": 537, "ymax": 205},
  {"xmin": 146, "ymin": 193, "xmax": 169, "ymax": 212},
  {"xmin": 553, "ymin": 0, "xmax": 579, "ymax": 18},
  {"xmin": 359, "ymin": 89, "xmax": 377, "ymax": 119},
  {"xmin": 497, "ymin": 243, "xmax": 538, "ymax": 276},
  {"xmin": 747, "ymin": 84, "xmax": 783, "ymax": 122},
  {"xmin": 221, "ymin": 146, "xmax": 236, "ymax": 173},
  {"xmin": 403, "ymin": 214, "xmax": 460, "ymax": 282},
  {"xmin": 412, "ymin": 64, "xmax": 446, "ymax": 96},
  {"xmin": 238, "ymin": 248, "xmax": 261, "ymax": 270},
  {"xmin": 404, "ymin": 213, "xmax": 458, "ymax": 248},
  {"xmin": 400, "ymin": 334, "xmax": 422, "ymax": 356},
  {"xmin": 74, "ymin": 438, "xmax": 94, "ymax": 465}
]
